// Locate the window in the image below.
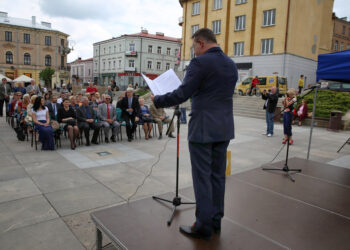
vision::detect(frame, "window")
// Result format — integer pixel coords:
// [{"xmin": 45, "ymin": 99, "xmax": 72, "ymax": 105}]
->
[
  {"xmin": 334, "ymin": 40, "xmax": 338, "ymax": 51},
  {"xmin": 235, "ymin": 15, "xmax": 246, "ymax": 31},
  {"xmin": 157, "ymin": 46, "xmax": 162, "ymax": 54},
  {"xmin": 45, "ymin": 36, "xmax": 51, "ymax": 46},
  {"xmin": 129, "ymin": 60, "xmax": 134, "ymax": 68},
  {"xmin": 147, "ymin": 61, "xmax": 152, "ymax": 69},
  {"xmin": 192, "ymin": 25, "xmax": 199, "ymax": 35},
  {"xmin": 6, "ymin": 51, "xmax": 13, "ymax": 64},
  {"xmin": 261, "ymin": 39, "xmax": 274, "ymax": 54},
  {"xmin": 94, "ymin": 62, "xmax": 97, "ymax": 71},
  {"xmin": 113, "ymin": 60, "xmax": 116, "ymax": 69},
  {"xmin": 103, "ymin": 62, "xmax": 105, "ymax": 70},
  {"xmin": 342, "ymin": 25, "xmax": 346, "ymax": 35},
  {"xmin": 156, "ymin": 62, "xmax": 161, "ymax": 70},
  {"xmin": 347, "ymin": 44, "xmax": 350, "ymax": 50},
  {"xmin": 263, "ymin": 9, "xmax": 276, "ymax": 26},
  {"xmin": 109, "ymin": 47, "xmax": 111, "ymax": 54},
  {"xmin": 95, "ymin": 49, "xmax": 98, "ymax": 55},
  {"xmin": 108, "ymin": 61, "xmax": 111, "ymax": 70},
  {"xmin": 340, "ymin": 42, "xmax": 344, "ymax": 51},
  {"xmin": 104, "ymin": 48, "xmax": 106, "ymax": 54},
  {"xmin": 129, "ymin": 43, "xmax": 135, "ymax": 51},
  {"xmin": 119, "ymin": 44, "xmax": 122, "ymax": 51},
  {"xmin": 192, "ymin": 2, "xmax": 200, "ymax": 15},
  {"xmin": 234, "ymin": 42, "xmax": 244, "ymax": 56},
  {"xmin": 175, "ymin": 49, "xmax": 179, "ymax": 56},
  {"xmin": 88, "ymin": 69, "xmax": 91, "ymax": 76},
  {"xmin": 114, "ymin": 45, "xmax": 116, "ymax": 52},
  {"xmin": 190, "ymin": 47, "xmax": 195, "ymax": 59},
  {"xmin": 148, "ymin": 45, "xmax": 153, "ymax": 53},
  {"xmin": 5, "ymin": 31, "xmax": 12, "ymax": 42},
  {"xmin": 236, "ymin": 0, "xmax": 247, "ymax": 4},
  {"xmin": 214, "ymin": 0, "xmax": 222, "ymax": 10},
  {"xmin": 45, "ymin": 55, "xmax": 51, "ymax": 66},
  {"xmin": 167, "ymin": 48, "xmax": 171, "ymax": 55},
  {"xmin": 24, "ymin": 33, "xmax": 30, "ymax": 44},
  {"xmin": 24, "ymin": 53, "xmax": 31, "ymax": 65},
  {"xmin": 212, "ymin": 20, "xmax": 221, "ymax": 34},
  {"xmin": 166, "ymin": 63, "xmax": 170, "ymax": 70},
  {"xmin": 118, "ymin": 60, "xmax": 122, "ymax": 68}
]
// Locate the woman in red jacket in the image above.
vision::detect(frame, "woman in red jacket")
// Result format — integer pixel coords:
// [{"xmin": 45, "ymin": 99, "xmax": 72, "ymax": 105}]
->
[{"xmin": 293, "ymin": 99, "xmax": 308, "ymax": 126}]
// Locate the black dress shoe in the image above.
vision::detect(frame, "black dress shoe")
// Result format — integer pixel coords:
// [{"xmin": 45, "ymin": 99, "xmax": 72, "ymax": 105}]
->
[
  {"xmin": 110, "ymin": 136, "xmax": 116, "ymax": 142},
  {"xmin": 179, "ymin": 225, "xmax": 211, "ymax": 241},
  {"xmin": 158, "ymin": 134, "xmax": 162, "ymax": 140},
  {"xmin": 128, "ymin": 138, "xmax": 132, "ymax": 142},
  {"xmin": 168, "ymin": 133, "xmax": 176, "ymax": 138},
  {"xmin": 105, "ymin": 137, "xmax": 109, "ymax": 143},
  {"xmin": 85, "ymin": 141, "xmax": 90, "ymax": 146},
  {"xmin": 91, "ymin": 140, "xmax": 99, "ymax": 145}
]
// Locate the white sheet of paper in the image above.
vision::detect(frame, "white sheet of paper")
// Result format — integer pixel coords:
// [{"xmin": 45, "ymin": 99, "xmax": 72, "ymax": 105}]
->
[{"xmin": 142, "ymin": 69, "xmax": 182, "ymax": 95}]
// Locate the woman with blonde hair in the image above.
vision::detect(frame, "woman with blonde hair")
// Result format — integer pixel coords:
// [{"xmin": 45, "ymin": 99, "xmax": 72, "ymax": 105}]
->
[
  {"xmin": 282, "ymin": 88, "xmax": 296, "ymax": 145},
  {"xmin": 25, "ymin": 95, "xmax": 37, "ymax": 123}
]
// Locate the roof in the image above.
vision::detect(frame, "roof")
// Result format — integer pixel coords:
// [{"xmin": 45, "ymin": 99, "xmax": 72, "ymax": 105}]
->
[
  {"xmin": 126, "ymin": 32, "xmax": 181, "ymax": 43},
  {"xmin": 68, "ymin": 57, "xmax": 93, "ymax": 64},
  {"xmin": 0, "ymin": 14, "xmax": 68, "ymax": 36}
]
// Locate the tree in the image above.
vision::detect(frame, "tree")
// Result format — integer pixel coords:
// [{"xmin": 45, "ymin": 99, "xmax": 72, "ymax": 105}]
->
[{"xmin": 39, "ymin": 67, "xmax": 55, "ymax": 88}]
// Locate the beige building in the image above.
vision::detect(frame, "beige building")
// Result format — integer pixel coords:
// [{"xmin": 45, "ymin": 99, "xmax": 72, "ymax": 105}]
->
[
  {"xmin": 332, "ymin": 14, "xmax": 350, "ymax": 52},
  {"xmin": 179, "ymin": 0, "xmax": 334, "ymax": 87},
  {"xmin": 0, "ymin": 11, "xmax": 70, "ymax": 88}
]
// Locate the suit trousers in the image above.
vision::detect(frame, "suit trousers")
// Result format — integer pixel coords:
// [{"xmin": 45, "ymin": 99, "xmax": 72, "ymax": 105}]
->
[
  {"xmin": 100, "ymin": 121, "xmax": 119, "ymax": 138},
  {"xmin": 123, "ymin": 113, "xmax": 137, "ymax": 139},
  {"xmin": 79, "ymin": 122, "xmax": 100, "ymax": 142},
  {"xmin": 153, "ymin": 117, "xmax": 174, "ymax": 135},
  {"xmin": 0, "ymin": 98, "xmax": 9, "ymax": 116},
  {"xmin": 188, "ymin": 140, "xmax": 230, "ymax": 232}
]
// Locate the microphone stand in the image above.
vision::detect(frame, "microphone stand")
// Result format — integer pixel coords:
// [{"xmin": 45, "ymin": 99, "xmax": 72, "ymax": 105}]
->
[
  {"xmin": 262, "ymin": 87, "xmax": 317, "ymax": 182},
  {"xmin": 152, "ymin": 105, "xmax": 195, "ymax": 225}
]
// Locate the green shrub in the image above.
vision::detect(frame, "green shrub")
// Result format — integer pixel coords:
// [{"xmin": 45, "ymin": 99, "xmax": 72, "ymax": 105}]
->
[
  {"xmin": 135, "ymin": 87, "xmax": 150, "ymax": 96},
  {"xmin": 299, "ymin": 90, "xmax": 350, "ymax": 118}
]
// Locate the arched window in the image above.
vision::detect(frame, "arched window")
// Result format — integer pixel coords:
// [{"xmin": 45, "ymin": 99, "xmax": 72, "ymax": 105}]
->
[
  {"xmin": 6, "ymin": 51, "xmax": 13, "ymax": 64},
  {"xmin": 45, "ymin": 55, "xmax": 51, "ymax": 66},
  {"xmin": 24, "ymin": 53, "xmax": 31, "ymax": 65}
]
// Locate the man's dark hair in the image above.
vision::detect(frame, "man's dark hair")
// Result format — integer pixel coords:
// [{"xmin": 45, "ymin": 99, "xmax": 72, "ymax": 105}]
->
[
  {"xmin": 300, "ymin": 75, "xmax": 304, "ymax": 77},
  {"xmin": 192, "ymin": 28, "xmax": 217, "ymax": 44}
]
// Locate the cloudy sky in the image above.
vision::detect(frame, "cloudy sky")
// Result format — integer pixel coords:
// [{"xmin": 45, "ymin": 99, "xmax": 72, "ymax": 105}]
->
[{"xmin": 1, "ymin": 0, "xmax": 348, "ymax": 62}]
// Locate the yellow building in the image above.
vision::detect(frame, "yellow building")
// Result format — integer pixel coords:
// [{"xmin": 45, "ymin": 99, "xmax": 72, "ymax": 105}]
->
[
  {"xmin": 0, "ymin": 11, "xmax": 70, "ymax": 88},
  {"xmin": 331, "ymin": 14, "xmax": 350, "ymax": 52},
  {"xmin": 179, "ymin": 0, "xmax": 334, "ymax": 87}
]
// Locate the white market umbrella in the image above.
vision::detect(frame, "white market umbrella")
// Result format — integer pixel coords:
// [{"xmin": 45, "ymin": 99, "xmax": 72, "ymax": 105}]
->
[
  {"xmin": 13, "ymin": 74, "xmax": 33, "ymax": 82},
  {"xmin": 0, "ymin": 73, "xmax": 12, "ymax": 82}
]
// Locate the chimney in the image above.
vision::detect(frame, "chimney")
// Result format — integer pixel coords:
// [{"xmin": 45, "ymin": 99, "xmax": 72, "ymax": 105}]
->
[
  {"xmin": 32, "ymin": 16, "xmax": 36, "ymax": 25},
  {"xmin": 141, "ymin": 28, "xmax": 148, "ymax": 34},
  {"xmin": 156, "ymin": 32, "xmax": 164, "ymax": 36},
  {"xmin": 0, "ymin": 12, "xmax": 8, "ymax": 18}
]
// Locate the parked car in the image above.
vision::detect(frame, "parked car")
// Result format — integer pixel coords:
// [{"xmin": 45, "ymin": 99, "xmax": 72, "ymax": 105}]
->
[
  {"xmin": 320, "ymin": 80, "xmax": 350, "ymax": 92},
  {"xmin": 236, "ymin": 76, "xmax": 287, "ymax": 97}
]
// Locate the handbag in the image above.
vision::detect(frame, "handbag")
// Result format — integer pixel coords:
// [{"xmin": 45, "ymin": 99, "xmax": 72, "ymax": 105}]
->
[{"xmin": 50, "ymin": 120, "xmax": 60, "ymax": 130}]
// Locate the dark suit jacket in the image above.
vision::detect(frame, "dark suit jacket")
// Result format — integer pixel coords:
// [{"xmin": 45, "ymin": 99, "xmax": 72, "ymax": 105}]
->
[
  {"xmin": 46, "ymin": 102, "xmax": 60, "ymax": 120},
  {"xmin": 76, "ymin": 105, "xmax": 97, "ymax": 123},
  {"xmin": 262, "ymin": 92, "xmax": 278, "ymax": 113},
  {"xmin": 154, "ymin": 47, "xmax": 238, "ymax": 143},
  {"xmin": 119, "ymin": 96, "xmax": 140, "ymax": 117}
]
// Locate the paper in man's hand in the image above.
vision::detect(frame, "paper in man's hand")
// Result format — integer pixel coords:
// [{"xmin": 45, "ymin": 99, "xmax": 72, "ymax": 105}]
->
[{"xmin": 142, "ymin": 69, "xmax": 182, "ymax": 95}]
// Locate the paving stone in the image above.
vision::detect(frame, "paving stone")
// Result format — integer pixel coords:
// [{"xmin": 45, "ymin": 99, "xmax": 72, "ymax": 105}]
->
[
  {"xmin": 22, "ymin": 158, "xmax": 78, "ymax": 176},
  {"xmin": 14, "ymin": 151, "xmax": 65, "ymax": 164},
  {"xmin": 0, "ymin": 177, "xmax": 41, "ymax": 203},
  {"xmin": 0, "ymin": 218, "xmax": 84, "ymax": 250},
  {"xmin": 0, "ymin": 165, "xmax": 27, "ymax": 181},
  {"xmin": 0, "ymin": 195, "xmax": 58, "ymax": 233}
]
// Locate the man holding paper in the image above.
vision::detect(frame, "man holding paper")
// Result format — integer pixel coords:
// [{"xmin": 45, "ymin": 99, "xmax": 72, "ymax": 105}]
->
[{"xmin": 152, "ymin": 28, "xmax": 238, "ymax": 240}]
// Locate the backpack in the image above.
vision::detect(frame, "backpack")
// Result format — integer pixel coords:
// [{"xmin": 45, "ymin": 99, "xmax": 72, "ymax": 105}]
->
[{"xmin": 14, "ymin": 126, "xmax": 25, "ymax": 141}]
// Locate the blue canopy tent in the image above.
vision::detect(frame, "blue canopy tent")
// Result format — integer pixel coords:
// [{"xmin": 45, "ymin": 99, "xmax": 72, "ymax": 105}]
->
[{"xmin": 316, "ymin": 50, "xmax": 350, "ymax": 82}]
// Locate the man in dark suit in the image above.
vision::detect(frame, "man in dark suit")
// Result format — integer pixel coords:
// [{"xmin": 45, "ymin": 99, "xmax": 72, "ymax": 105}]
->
[
  {"xmin": 0, "ymin": 78, "xmax": 11, "ymax": 117},
  {"xmin": 76, "ymin": 96, "xmax": 100, "ymax": 145},
  {"xmin": 262, "ymin": 87, "xmax": 279, "ymax": 137},
  {"xmin": 46, "ymin": 95, "xmax": 60, "ymax": 120},
  {"xmin": 152, "ymin": 28, "xmax": 238, "ymax": 240},
  {"xmin": 119, "ymin": 88, "xmax": 140, "ymax": 142}
]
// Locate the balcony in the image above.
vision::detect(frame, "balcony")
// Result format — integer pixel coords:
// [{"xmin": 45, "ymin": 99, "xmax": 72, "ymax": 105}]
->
[
  {"xmin": 178, "ymin": 16, "xmax": 183, "ymax": 26},
  {"xmin": 125, "ymin": 66, "xmax": 136, "ymax": 72},
  {"xmin": 59, "ymin": 46, "xmax": 71, "ymax": 55},
  {"xmin": 125, "ymin": 51, "xmax": 137, "ymax": 57}
]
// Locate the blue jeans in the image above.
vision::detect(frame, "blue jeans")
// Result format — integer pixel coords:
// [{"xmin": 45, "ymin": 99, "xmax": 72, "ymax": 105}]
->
[{"xmin": 266, "ymin": 111, "xmax": 274, "ymax": 135}]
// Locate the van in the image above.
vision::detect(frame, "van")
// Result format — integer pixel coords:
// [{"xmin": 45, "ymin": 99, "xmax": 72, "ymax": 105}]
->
[{"xmin": 236, "ymin": 76, "xmax": 287, "ymax": 97}]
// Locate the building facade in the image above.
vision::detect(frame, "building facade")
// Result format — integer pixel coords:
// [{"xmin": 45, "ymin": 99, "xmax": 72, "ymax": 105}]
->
[
  {"xmin": 332, "ymin": 14, "xmax": 350, "ymax": 52},
  {"xmin": 68, "ymin": 57, "xmax": 93, "ymax": 85},
  {"xmin": 0, "ymin": 11, "xmax": 70, "ymax": 88},
  {"xmin": 93, "ymin": 29, "xmax": 181, "ymax": 89},
  {"xmin": 179, "ymin": 0, "xmax": 334, "ymax": 88}
]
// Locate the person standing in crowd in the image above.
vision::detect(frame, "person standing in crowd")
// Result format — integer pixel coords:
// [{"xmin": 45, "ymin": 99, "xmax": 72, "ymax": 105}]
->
[
  {"xmin": 26, "ymin": 80, "xmax": 40, "ymax": 95},
  {"xmin": 14, "ymin": 82, "xmax": 27, "ymax": 95},
  {"xmin": 105, "ymin": 86, "xmax": 114, "ymax": 102},
  {"xmin": 58, "ymin": 98, "xmax": 79, "ymax": 150},
  {"xmin": 67, "ymin": 82, "xmax": 72, "ymax": 93},
  {"xmin": 149, "ymin": 102, "xmax": 175, "ymax": 139},
  {"xmin": 250, "ymin": 76, "xmax": 259, "ymax": 96},
  {"xmin": 77, "ymin": 96, "xmax": 100, "ymax": 146},
  {"xmin": 261, "ymin": 87, "xmax": 279, "ymax": 137},
  {"xmin": 282, "ymin": 89, "xmax": 297, "ymax": 145},
  {"xmin": 86, "ymin": 82, "xmax": 98, "ymax": 94},
  {"xmin": 119, "ymin": 88, "xmax": 140, "ymax": 142},
  {"xmin": 298, "ymin": 75, "xmax": 304, "ymax": 94},
  {"xmin": 32, "ymin": 96, "xmax": 54, "ymax": 150},
  {"xmin": 152, "ymin": 28, "xmax": 238, "ymax": 240},
  {"xmin": 0, "ymin": 78, "xmax": 11, "ymax": 117},
  {"xmin": 60, "ymin": 84, "xmax": 68, "ymax": 94},
  {"xmin": 98, "ymin": 94, "xmax": 119, "ymax": 143}
]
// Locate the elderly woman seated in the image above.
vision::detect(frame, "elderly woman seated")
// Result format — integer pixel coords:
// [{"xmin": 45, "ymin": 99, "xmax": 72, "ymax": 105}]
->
[
  {"xmin": 138, "ymin": 98, "xmax": 153, "ymax": 140},
  {"xmin": 293, "ymin": 99, "xmax": 308, "ymax": 126},
  {"xmin": 58, "ymin": 98, "xmax": 79, "ymax": 150}
]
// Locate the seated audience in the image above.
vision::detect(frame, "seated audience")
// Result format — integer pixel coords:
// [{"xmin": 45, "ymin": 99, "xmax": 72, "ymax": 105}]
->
[
  {"xmin": 57, "ymin": 92, "xmax": 66, "ymax": 105},
  {"xmin": 97, "ymin": 94, "xmax": 119, "ymax": 143},
  {"xmin": 119, "ymin": 88, "xmax": 140, "ymax": 142},
  {"xmin": 293, "ymin": 99, "xmax": 308, "ymax": 126},
  {"xmin": 95, "ymin": 92, "xmax": 103, "ymax": 104},
  {"xmin": 76, "ymin": 96, "xmax": 100, "ymax": 146},
  {"xmin": 149, "ymin": 102, "xmax": 175, "ymax": 139},
  {"xmin": 105, "ymin": 86, "xmax": 114, "ymax": 102},
  {"xmin": 32, "ymin": 96, "xmax": 54, "ymax": 150},
  {"xmin": 46, "ymin": 95, "xmax": 60, "ymax": 121},
  {"xmin": 138, "ymin": 98, "xmax": 153, "ymax": 140},
  {"xmin": 58, "ymin": 98, "xmax": 79, "ymax": 150},
  {"xmin": 14, "ymin": 82, "xmax": 26, "ymax": 95},
  {"xmin": 69, "ymin": 95, "xmax": 79, "ymax": 110},
  {"xmin": 25, "ymin": 95, "xmax": 37, "ymax": 123},
  {"xmin": 44, "ymin": 92, "xmax": 51, "ymax": 105},
  {"xmin": 86, "ymin": 82, "xmax": 98, "ymax": 94}
]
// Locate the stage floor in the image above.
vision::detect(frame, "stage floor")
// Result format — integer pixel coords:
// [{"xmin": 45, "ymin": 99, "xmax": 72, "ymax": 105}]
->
[{"xmin": 91, "ymin": 157, "xmax": 350, "ymax": 250}]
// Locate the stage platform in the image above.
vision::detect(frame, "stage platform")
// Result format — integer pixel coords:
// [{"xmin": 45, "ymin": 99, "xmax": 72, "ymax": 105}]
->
[{"xmin": 91, "ymin": 157, "xmax": 350, "ymax": 250}]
